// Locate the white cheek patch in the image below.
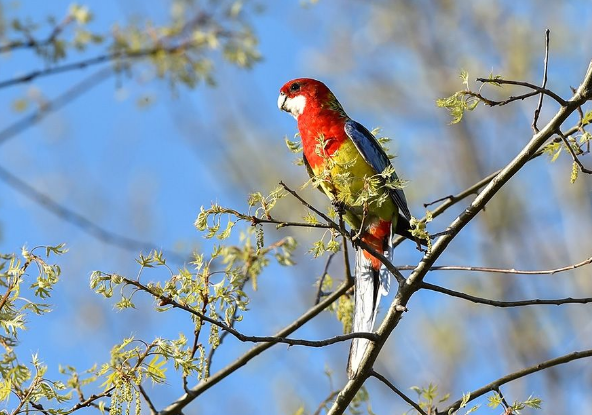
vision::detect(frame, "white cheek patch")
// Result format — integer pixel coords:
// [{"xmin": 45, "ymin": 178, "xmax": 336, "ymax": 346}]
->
[{"xmin": 283, "ymin": 95, "xmax": 306, "ymax": 119}]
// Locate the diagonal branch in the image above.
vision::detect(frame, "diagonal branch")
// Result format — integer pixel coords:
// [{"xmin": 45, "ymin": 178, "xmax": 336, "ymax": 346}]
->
[
  {"xmin": 476, "ymin": 77, "xmax": 568, "ymax": 106},
  {"xmin": 421, "ymin": 282, "xmax": 592, "ymax": 307},
  {"xmin": 0, "ymin": 165, "xmax": 187, "ymax": 263},
  {"xmin": 370, "ymin": 371, "xmax": 428, "ymax": 415},
  {"xmin": 325, "ymin": 59, "xmax": 592, "ymax": 415},
  {"xmin": 437, "ymin": 349, "xmax": 592, "ymax": 415},
  {"xmin": 122, "ymin": 276, "xmax": 378, "ymax": 347},
  {"xmin": 159, "ymin": 278, "xmax": 353, "ymax": 415},
  {"xmin": 0, "ymin": 40, "xmax": 198, "ymax": 90},
  {"xmin": 557, "ymin": 129, "xmax": 592, "ymax": 174},
  {"xmin": 0, "ymin": 68, "xmax": 112, "ymax": 146}
]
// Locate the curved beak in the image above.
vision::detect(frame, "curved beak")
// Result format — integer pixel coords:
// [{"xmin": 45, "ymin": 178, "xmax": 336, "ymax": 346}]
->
[{"xmin": 277, "ymin": 92, "xmax": 287, "ymax": 112}]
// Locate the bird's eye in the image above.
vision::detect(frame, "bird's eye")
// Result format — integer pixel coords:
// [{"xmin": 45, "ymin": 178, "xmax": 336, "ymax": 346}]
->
[{"xmin": 290, "ymin": 83, "xmax": 300, "ymax": 92}]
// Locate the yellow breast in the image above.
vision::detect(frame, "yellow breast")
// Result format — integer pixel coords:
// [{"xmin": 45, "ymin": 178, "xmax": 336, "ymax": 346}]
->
[{"xmin": 311, "ymin": 138, "xmax": 397, "ymax": 227}]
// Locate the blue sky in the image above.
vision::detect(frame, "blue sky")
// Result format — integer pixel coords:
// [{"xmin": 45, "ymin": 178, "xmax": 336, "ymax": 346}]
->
[{"xmin": 1, "ymin": 1, "xmax": 592, "ymax": 414}]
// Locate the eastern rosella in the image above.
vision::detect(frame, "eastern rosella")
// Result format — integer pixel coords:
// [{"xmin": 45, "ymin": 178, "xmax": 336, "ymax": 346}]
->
[{"xmin": 278, "ymin": 78, "xmax": 417, "ymax": 378}]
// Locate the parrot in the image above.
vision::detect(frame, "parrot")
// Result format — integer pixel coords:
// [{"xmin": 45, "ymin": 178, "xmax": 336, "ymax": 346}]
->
[{"xmin": 278, "ymin": 78, "xmax": 418, "ymax": 378}]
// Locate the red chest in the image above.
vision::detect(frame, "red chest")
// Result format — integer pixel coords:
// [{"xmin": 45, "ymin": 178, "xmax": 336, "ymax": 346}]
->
[{"xmin": 298, "ymin": 115, "xmax": 347, "ymax": 169}]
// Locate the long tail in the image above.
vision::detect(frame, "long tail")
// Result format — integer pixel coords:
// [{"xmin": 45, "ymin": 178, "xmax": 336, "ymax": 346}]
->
[{"xmin": 347, "ymin": 237, "xmax": 392, "ymax": 379}]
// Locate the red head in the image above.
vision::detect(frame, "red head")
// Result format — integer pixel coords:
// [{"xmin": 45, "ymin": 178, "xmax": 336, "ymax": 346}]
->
[{"xmin": 278, "ymin": 78, "xmax": 345, "ymax": 120}]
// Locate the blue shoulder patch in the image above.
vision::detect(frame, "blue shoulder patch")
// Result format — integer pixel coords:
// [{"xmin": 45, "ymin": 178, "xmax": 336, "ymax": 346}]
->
[{"xmin": 344, "ymin": 120, "xmax": 412, "ymax": 221}]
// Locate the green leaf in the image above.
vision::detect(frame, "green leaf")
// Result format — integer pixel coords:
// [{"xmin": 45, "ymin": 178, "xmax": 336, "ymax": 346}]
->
[
  {"xmin": 285, "ymin": 136, "xmax": 302, "ymax": 153},
  {"xmin": 69, "ymin": 4, "xmax": 93, "ymax": 24},
  {"xmin": 146, "ymin": 355, "xmax": 167, "ymax": 383},
  {"xmin": 465, "ymin": 404, "xmax": 480, "ymax": 414},
  {"xmin": 487, "ymin": 392, "xmax": 503, "ymax": 408},
  {"xmin": 0, "ymin": 379, "xmax": 11, "ymax": 402},
  {"xmin": 582, "ymin": 110, "xmax": 592, "ymax": 126},
  {"xmin": 523, "ymin": 395, "xmax": 542, "ymax": 409},
  {"xmin": 460, "ymin": 392, "xmax": 471, "ymax": 408},
  {"xmin": 459, "ymin": 69, "xmax": 469, "ymax": 88}
]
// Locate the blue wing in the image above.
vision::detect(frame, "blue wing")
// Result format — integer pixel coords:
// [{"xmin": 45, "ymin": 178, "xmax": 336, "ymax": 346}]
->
[{"xmin": 344, "ymin": 119, "xmax": 411, "ymax": 221}]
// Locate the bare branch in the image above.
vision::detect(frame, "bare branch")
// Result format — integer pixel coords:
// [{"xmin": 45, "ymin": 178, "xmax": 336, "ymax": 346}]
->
[
  {"xmin": 476, "ymin": 77, "xmax": 568, "ymax": 106},
  {"xmin": 139, "ymin": 384, "xmax": 158, "ymax": 415},
  {"xmin": 63, "ymin": 389, "xmax": 114, "ymax": 415},
  {"xmin": 463, "ymin": 89, "xmax": 540, "ymax": 107},
  {"xmin": 280, "ymin": 181, "xmax": 335, "ymax": 224},
  {"xmin": 396, "ymin": 254, "xmax": 592, "ymax": 275},
  {"xmin": 315, "ymin": 253, "xmax": 336, "ymax": 305},
  {"xmin": 159, "ymin": 279, "xmax": 353, "ymax": 415},
  {"xmin": 0, "ymin": 68, "xmax": 111, "ymax": 146},
  {"xmin": 313, "ymin": 391, "xmax": 340, "ymax": 415},
  {"xmin": 532, "ymin": 29, "xmax": 551, "ymax": 132},
  {"xmin": 122, "ymin": 276, "xmax": 378, "ymax": 347},
  {"xmin": 0, "ymin": 39, "xmax": 203, "ymax": 90},
  {"xmin": 0, "ymin": 165, "xmax": 187, "ymax": 263},
  {"xmin": 370, "ymin": 371, "xmax": 428, "ymax": 415},
  {"xmin": 438, "ymin": 349, "xmax": 592, "ymax": 415},
  {"xmin": 325, "ymin": 59, "xmax": 592, "ymax": 415},
  {"xmin": 421, "ymin": 282, "xmax": 592, "ymax": 307},
  {"xmin": 557, "ymin": 129, "xmax": 592, "ymax": 174}
]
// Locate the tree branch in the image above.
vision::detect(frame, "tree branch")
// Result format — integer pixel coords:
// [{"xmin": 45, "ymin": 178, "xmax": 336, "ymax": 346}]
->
[
  {"xmin": 122, "ymin": 276, "xmax": 377, "ymax": 347},
  {"xmin": 532, "ymin": 29, "xmax": 550, "ymax": 133},
  {"xmin": 139, "ymin": 384, "xmax": 158, "ymax": 415},
  {"xmin": 418, "ymin": 120, "xmax": 583, "ymax": 231},
  {"xmin": 315, "ymin": 253, "xmax": 336, "ymax": 304},
  {"xmin": 0, "ymin": 165, "xmax": 187, "ymax": 263},
  {"xmin": 476, "ymin": 77, "xmax": 568, "ymax": 106},
  {"xmin": 370, "ymin": 371, "xmax": 428, "ymax": 415},
  {"xmin": 0, "ymin": 68, "xmax": 111, "ymax": 146},
  {"xmin": 421, "ymin": 281, "xmax": 592, "ymax": 307},
  {"xmin": 557, "ymin": 129, "xmax": 592, "ymax": 174},
  {"xmin": 159, "ymin": 279, "xmax": 353, "ymax": 415},
  {"xmin": 395, "ymin": 254, "xmax": 592, "ymax": 275},
  {"xmin": 437, "ymin": 349, "xmax": 592, "ymax": 415},
  {"xmin": 0, "ymin": 41, "xmax": 197, "ymax": 90},
  {"xmin": 325, "ymin": 59, "xmax": 592, "ymax": 415}
]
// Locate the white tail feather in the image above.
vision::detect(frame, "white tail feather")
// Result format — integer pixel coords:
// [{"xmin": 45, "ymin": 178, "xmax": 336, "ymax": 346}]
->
[{"xmin": 347, "ymin": 239, "xmax": 393, "ymax": 379}]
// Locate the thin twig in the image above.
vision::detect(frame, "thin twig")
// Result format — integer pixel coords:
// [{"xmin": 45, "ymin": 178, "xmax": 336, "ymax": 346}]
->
[
  {"xmin": 421, "ymin": 282, "xmax": 592, "ymax": 307},
  {"xmin": 122, "ymin": 276, "xmax": 377, "ymax": 346},
  {"xmin": 280, "ymin": 181, "xmax": 334, "ymax": 223},
  {"xmin": 0, "ymin": 38, "xmax": 210, "ymax": 90},
  {"xmin": 326, "ymin": 59, "xmax": 592, "ymax": 415},
  {"xmin": 557, "ymin": 129, "xmax": 592, "ymax": 174},
  {"xmin": 315, "ymin": 253, "xmax": 336, "ymax": 305},
  {"xmin": 63, "ymin": 389, "xmax": 115, "ymax": 415},
  {"xmin": 463, "ymin": 89, "xmax": 540, "ymax": 107},
  {"xmin": 0, "ymin": 14, "xmax": 74, "ymax": 54},
  {"xmin": 370, "ymin": 371, "xmax": 428, "ymax": 415},
  {"xmin": 0, "ymin": 68, "xmax": 112, "ymax": 146},
  {"xmin": 438, "ymin": 349, "xmax": 592, "ymax": 415},
  {"xmin": 532, "ymin": 29, "xmax": 551, "ymax": 133},
  {"xmin": 159, "ymin": 279, "xmax": 353, "ymax": 415},
  {"xmin": 0, "ymin": 165, "xmax": 187, "ymax": 263},
  {"xmin": 396, "ymin": 255, "xmax": 592, "ymax": 275},
  {"xmin": 493, "ymin": 386, "xmax": 511, "ymax": 411},
  {"xmin": 476, "ymin": 77, "xmax": 567, "ymax": 106},
  {"xmin": 139, "ymin": 384, "xmax": 158, "ymax": 415},
  {"xmin": 312, "ymin": 390, "xmax": 340, "ymax": 415},
  {"xmin": 401, "ymin": 121, "xmax": 583, "ymax": 249}
]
